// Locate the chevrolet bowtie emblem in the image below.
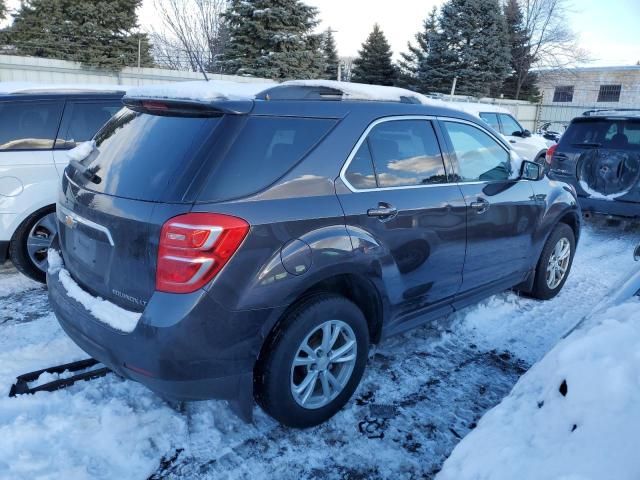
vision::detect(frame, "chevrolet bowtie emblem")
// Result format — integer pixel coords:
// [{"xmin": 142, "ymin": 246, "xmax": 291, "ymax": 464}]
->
[{"xmin": 64, "ymin": 215, "xmax": 77, "ymax": 228}]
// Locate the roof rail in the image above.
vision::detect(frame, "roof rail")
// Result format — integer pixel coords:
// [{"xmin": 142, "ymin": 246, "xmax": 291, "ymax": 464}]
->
[
  {"xmin": 257, "ymin": 80, "xmax": 429, "ymax": 105},
  {"xmin": 582, "ymin": 108, "xmax": 640, "ymax": 117}
]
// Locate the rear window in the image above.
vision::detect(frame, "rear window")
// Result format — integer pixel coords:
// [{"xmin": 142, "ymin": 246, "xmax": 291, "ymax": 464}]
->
[
  {"xmin": 72, "ymin": 109, "xmax": 335, "ymax": 202},
  {"xmin": 562, "ymin": 119, "xmax": 640, "ymax": 150},
  {"xmin": 0, "ymin": 101, "xmax": 63, "ymax": 150}
]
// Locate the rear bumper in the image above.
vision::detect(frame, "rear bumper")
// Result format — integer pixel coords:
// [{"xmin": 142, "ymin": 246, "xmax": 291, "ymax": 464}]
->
[
  {"xmin": 578, "ymin": 197, "xmax": 640, "ymax": 218},
  {"xmin": 0, "ymin": 241, "xmax": 8, "ymax": 264},
  {"xmin": 47, "ymin": 249, "xmax": 272, "ymax": 405}
]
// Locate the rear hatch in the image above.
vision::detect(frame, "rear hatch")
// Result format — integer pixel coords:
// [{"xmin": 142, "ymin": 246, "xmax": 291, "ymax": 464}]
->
[
  {"xmin": 58, "ymin": 100, "xmax": 337, "ymax": 310},
  {"xmin": 549, "ymin": 116, "xmax": 640, "ymax": 202},
  {"xmin": 58, "ymin": 104, "xmax": 234, "ymax": 310}
]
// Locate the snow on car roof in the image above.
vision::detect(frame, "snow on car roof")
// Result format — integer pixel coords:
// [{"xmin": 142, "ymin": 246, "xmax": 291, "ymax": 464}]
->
[
  {"xmin": 125, "ymin": 80, "xmax": 276, "ymax": 103},
  {"xmin": 0, "ymin": 82, "xmax": 129, "ymax": 95},
  {"xmin": 446, "ymin": 101, "xmax": 510, "ymax": 116},
  {"xmin": 582, "ymin": 108, "xmax": 640, "ymax": 118},
  {"xmin": 278, "ymin": 79, "xmax": 442, "ymax": 105}
]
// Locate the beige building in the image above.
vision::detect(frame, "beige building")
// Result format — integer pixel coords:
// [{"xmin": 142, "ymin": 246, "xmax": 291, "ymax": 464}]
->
[
  {"xmin": 538, "ymin": 65, "xmax": 640, "ymax": 108},
  {"xmin": 535, "ymin": 66, "xmax": 640, "ymax": 125}
]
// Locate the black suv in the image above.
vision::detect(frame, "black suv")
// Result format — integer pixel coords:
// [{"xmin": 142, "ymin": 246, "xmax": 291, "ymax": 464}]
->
[
  {"xmin": 48, "ymin": 81, "xmax": 580, "ymax": 427},
  {"xmin": 546, "ymin": 109, "xmax": 640, "ymax": 218},
  {"xmin": 0, "ymin": 86, "xmax": 124, "ymax": 281}
]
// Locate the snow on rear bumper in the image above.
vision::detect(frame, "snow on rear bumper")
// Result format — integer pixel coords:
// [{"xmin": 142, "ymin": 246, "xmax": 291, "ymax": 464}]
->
[{"xmin": 47, "ymin": 249, "xmax": 140, "ymax": 333}]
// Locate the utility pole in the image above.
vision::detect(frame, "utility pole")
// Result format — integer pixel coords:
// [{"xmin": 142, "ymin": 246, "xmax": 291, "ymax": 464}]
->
[
  {"xmin": 450, "ymin": 76, "xmax": 458, "ymax": 98},
  {"xmin": 137, "ymin": 35, "xmax": 142, "ymax": 69}
]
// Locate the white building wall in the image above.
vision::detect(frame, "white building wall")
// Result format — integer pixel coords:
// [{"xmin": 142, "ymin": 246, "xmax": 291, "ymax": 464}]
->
[{"xmin": 0, "ymin": 54, "xmax": 272, "ymax": 86}]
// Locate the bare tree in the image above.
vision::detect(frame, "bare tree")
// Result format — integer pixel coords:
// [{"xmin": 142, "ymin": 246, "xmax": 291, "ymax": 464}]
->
[
  {"xmin": 513, "ymin": 0, "xmax": 589, "ymax": 98},
  {"xmin": 151, "ymin": 0, "xmax": 228, "ymax": 73}
]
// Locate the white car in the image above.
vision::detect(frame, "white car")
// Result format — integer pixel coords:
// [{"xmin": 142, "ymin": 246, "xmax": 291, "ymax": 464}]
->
[
  {"xmin": 448, "ymin": 102, "xmax": 549, "ymax": 164},
  {"xmin": 0, "ymin": 85, "xmax": 124, "ymax": 281}
]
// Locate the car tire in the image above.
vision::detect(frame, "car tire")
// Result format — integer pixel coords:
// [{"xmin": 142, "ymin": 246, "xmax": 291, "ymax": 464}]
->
[
  {"xmin": 9, "ymin": 206, "xmax": 57, "ymax": 283},
  {"xmin": 530, "ymin": 223, "xmax": 575, "ymax": 300},
  {"xmin": 256, "ymin": 294, "xmax": 369, "ymax": 428}
]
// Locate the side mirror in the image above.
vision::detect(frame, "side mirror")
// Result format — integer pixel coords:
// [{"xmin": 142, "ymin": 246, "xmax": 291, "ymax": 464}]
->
[
  {"xmin": 522, "ymin": 129, "xmax": 532, "ymax": 138},
  {"xmin": 520, "ymin": 160, "xmax": 542, "ymax": 181},
  {"xmin": 634, "ymin": 244, "xmax": 640, "ymax": 261},
  {"xmin": 511, "ymin": 130, "xmax": 523, "ymax": 137}
]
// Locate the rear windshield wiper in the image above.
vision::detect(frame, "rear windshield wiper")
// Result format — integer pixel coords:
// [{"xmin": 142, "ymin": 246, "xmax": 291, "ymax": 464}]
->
[
  {"xmin": 571, "ymin": 142, "xmax": 601, "ymax": 148},
  {"xmin": 69, "ymin": 159, "xmax": 102, "ymax": 184}
]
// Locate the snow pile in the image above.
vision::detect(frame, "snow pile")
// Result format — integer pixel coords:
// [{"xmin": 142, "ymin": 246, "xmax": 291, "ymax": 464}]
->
[
  {"xmin": 66, "ymin": 140, "xmax": 95, "ymax": 162},
  {"xmin": 126, "ymin": 80, "xmax": 275, "ymax": 103},
  {"xmin": 438, "ymin": 295, "xmax": 640, "ymax": 480},
  {"xmin": 47, "ymin": 250, "xmax": 141, "ymax": 333},
  {"xmin": 280, "ymin": 79, "xmax": 443, "ymax": 106}
]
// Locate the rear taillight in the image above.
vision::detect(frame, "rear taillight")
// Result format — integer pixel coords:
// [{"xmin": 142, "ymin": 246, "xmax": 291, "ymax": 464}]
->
[
  {"xmin": 545, "ymin": 143, "xmax": 558, "ymax": 165},
  {"xmin": 156, "ymin": 213, "xmax": 249, "ymax": 294}
]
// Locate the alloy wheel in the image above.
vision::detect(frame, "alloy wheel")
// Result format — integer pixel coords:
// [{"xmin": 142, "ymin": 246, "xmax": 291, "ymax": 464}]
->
[
  {"xmin": 546, "ymin": 237, "xmax": 571, "ymax": 289},
  {"xmin": 290, "ymin": 320, "xmax": 357, "ymax": 410},
  {"xmin": 26, "ymin": 212, "xmax": 57, "ymax": 272}
]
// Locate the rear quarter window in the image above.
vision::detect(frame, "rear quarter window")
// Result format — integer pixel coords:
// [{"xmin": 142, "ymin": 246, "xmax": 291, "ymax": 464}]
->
[
  {"xmin": 0, "ymin": 100, "xmax": 64, "ymax": 150},
  {"xmin": 198, "ymin": 116, "xmax": 336, "ymax": 202}
]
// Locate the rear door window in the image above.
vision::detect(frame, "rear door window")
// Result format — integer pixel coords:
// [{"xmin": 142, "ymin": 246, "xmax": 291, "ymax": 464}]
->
[
  {"xmin": 0, "ymin": 101, "xmax": 64, "ymax": 150},
  {"xmin": 365, "ymin": 120, "xmax": 447, "ymax": 187},
  {"xmin": 56, "ymin": 101, "xmax": 122, "ymax": 148},
  {"xmin": 442, "ymin": 121, "xmax": 511, "ymax": 182}
]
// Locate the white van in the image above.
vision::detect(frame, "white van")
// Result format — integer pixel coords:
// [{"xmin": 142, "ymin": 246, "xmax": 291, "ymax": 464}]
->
[
  {"xmin": 449, "ymin": 102, "xmax": 550, "ymax": 164},
  {"xmin": 0, "ymin": 85, "xmax": 124, "ymax": 281}
]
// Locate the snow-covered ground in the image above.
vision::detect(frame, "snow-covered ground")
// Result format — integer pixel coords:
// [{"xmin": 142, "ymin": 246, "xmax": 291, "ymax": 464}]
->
[{"xmin": 0, "ymin": 223, "xmax": 637, "ymax": 479}]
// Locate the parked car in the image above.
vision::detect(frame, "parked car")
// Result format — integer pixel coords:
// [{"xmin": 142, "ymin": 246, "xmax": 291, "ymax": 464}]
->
[
  {"xmin": 0, "ymin": 85, "xmax": 125, "ymax": 281},
  {"xmin": 448, "ymin": 102, "xmax": 550, "ymax": 163},
  {"xmin": 48, "ymin": 80, "xmax": 581, "ymax": 428},
  {"xmin": 546, "ymin": 109, "xmax": 640, "ymax": 219}
]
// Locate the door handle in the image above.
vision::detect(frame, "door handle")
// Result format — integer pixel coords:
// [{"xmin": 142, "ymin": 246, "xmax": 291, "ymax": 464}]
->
[
  {"xmin": 367, "ymin": 203, "xmax": 398, "ymax": 220},
  {"xmin": 470, "ymin": 198, "xmax": 490, "ymax": 214},
  {"xmin": 509, "ymin": 140, "xmax": 517, "ymax": 144}
]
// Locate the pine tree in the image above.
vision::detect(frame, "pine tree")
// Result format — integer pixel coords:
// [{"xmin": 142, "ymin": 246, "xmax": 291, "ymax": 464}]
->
[
  {"xmin": 322, "ymin": 28, "xmax": 339, "ymax": 80},
  {"xmin": 0, "ymin": 1, "xmax": 6, "ymax": 20},
  {"xmin": 438, "ymin": 0, "xmax": 511, "ymax": 97},
  {"xmin": 0, "ymin": 0, "xmax": 153, "ymax": 70},
  {"xmin": 222, "ymin": 0, "xmax": 324, "ymax": 80},
  {"xmin": 502, "ymin": 0, "xmax": 539, "ymax": 100},
  {"xmin": 398, "ymin": 7, "xmax": 451, "ymax": 93},
  {"xmin": 351, "ymin": 24, "xmax": 397, "ymax": 86}
]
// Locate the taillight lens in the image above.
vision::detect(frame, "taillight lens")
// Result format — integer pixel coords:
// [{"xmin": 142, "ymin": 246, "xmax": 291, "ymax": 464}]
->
[
  {"xmin": 156, "ymin": 213, "xmax": 249, "ymax": 293},
  {"xmin": 545, "ymin": 143, "xmax": 558, "ymax": 165}
]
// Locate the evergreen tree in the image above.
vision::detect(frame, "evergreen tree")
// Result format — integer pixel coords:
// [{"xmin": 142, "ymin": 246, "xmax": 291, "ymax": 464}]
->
[
  {"xmin": 502, "ymin": 0, "xmax": 539, "ymax": 100},
  {"xmin": 0, "ymin": 0, "xmax": 153, "ymax": 70},
  {"xmin": 322, "ymin": 28, "xmax": 339, "ymax": 80},
  {"xmin": 351, "ymin": 24, "xmax": 397, "ymax": 86},
  {"xmin": 438, "ymin": 0, "xmax": 511, "ymax": 97},
  {"xmin": 398, "ymin": 7, "xmax": 452, "ymax": 93},
  {"xmin": 222, "ymin": 0, "xmax": 324, "ymax": 80},
  {"xmin": 0, "ymin": 1, "xmax": 6, "ymax": 21}
]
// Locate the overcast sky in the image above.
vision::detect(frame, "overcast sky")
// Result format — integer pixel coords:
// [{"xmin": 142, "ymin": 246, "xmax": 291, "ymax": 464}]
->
[{"xmin": 5, "ymin": 0, "xmax": 640, "ymax": 66}]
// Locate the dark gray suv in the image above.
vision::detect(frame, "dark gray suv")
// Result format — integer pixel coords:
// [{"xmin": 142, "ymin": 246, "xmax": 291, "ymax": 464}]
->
[{"xmin": 48, "ymin": 81, "xmax": 581, "ymax": 427}]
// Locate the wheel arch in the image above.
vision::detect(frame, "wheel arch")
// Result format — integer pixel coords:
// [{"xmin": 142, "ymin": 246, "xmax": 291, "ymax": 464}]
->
[{"xmin": 255, "ymin": 272, "xmax": 384, "ymax": 378}]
